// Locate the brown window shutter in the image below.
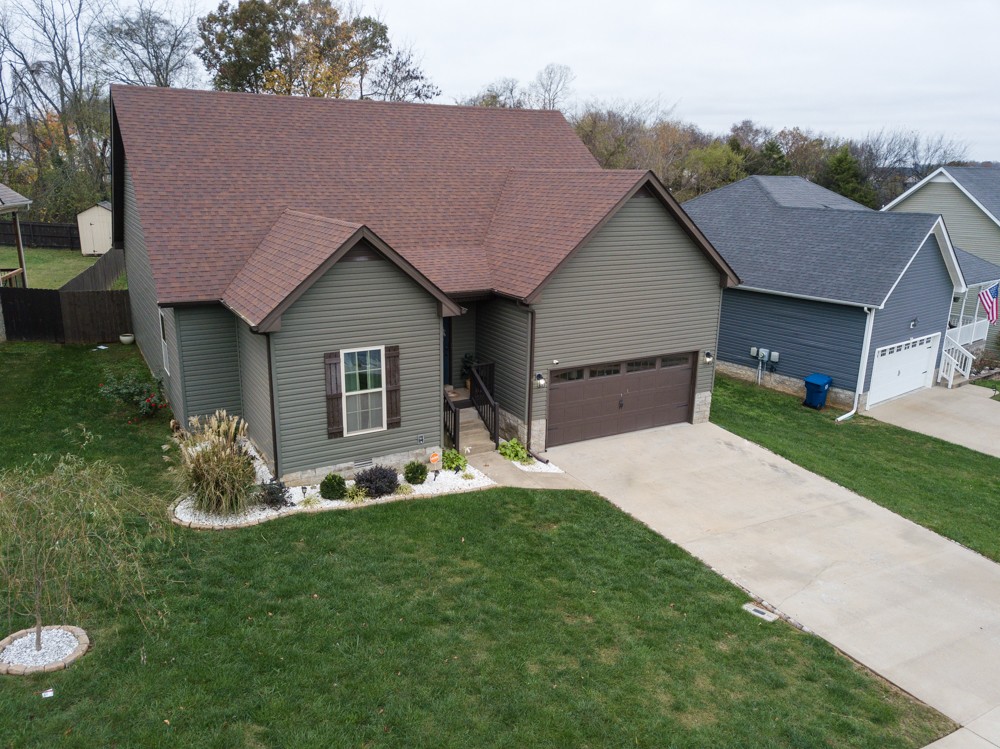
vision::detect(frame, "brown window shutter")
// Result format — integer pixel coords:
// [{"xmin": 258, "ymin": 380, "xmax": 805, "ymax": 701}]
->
[
  {"xmin": 386, "ymin": 345, "xmax": 401, "ymax": 429},
  {"xmin": 324, "ymin": 351, "xmax": 343, "ymax": 438}
]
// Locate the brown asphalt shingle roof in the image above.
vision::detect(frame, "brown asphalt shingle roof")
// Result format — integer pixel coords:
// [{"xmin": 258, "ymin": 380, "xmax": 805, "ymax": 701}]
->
[
  {"xmin": 112, "ymin": 86, "xmax": 733, "ymax": 310},
  {"xmin": 223, "ymin": 211, "xmax": 362, "ymax": 326}
]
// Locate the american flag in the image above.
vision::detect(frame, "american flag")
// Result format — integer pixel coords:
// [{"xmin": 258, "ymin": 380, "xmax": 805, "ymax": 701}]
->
[{"xmin": 979, "ymin": 282, "xmax": 1000, "ymax": 325}]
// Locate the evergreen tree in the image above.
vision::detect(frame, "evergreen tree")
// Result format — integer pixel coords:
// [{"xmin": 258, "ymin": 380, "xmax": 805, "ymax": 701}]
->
[{"xmin": 818, "ymin": 146, "xmax": 878, "ymax": 207}]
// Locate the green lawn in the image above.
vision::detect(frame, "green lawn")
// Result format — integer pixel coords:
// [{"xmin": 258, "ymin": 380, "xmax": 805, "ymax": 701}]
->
[
  {"xmin": 712, "ymin": 375, "xmax": 1000, "ymax": 561},
  {"xmin": 0, "ymin": 245, "xmax": 96, "ymax": 289},
  {"xmin": 0, "ymin": 344, "xmax": 954, "ymax": 747}
]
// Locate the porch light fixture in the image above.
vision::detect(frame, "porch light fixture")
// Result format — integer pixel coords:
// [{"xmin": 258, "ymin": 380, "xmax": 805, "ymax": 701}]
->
[
  {"xmin": 704, "ymin": 351, "xmax": 714, "ymax": 364},
  {"xmin": 534, "ymin": 372, "xmax": 546, "ymax": 388},
  {"xmin": 909, "ymin": 318, "xmax": 918, "ymax": 329}
]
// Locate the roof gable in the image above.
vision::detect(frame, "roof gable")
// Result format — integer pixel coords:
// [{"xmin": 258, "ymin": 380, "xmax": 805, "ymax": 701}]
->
[
  {"xmin": 884, "ymin": 167, "xmax": 1000, "ymax": 229},
  {"xmin": 223, "ymin": 210, "xmax": 460, "ymax": 330},
  {"xmin": 685, "ymin": 176, "xmax": 956, "ymax": 307}
]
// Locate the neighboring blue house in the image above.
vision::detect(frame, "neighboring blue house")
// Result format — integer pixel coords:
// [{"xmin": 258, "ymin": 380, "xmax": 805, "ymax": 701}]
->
[{"xmin": 685, "ymin": 176, "xmax": 972, "ymax": 411}]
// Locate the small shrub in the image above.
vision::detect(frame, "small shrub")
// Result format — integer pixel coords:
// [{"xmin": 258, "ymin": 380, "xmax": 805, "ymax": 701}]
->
[
  {"xmin": 403, "ymin": 460, "xmax": 428, "ymax": 485},
  {"xmin": 442, "ymin": 448, "xmax": 467, "ymax": 472},
  {"xmin": 396, "ymin": 483, "xmax": 414, "ymax": 495},
  {"xmin": 178, "ymin": 411, "xmax": 257, "ymax": 516},
  {"xmin": 346, "ymin": 484, "xmax": 369, "ymax": 503},
  {"xmin": 461, "ymin": 471, "xmax": 475, "ymax": 481},
  {"xmin": 320, "ymin": 473, "xmax": 347, "ymax": 500},
  {"xmin": 355, "ymin": 465, "xmax": 399, "ymax": 498},
  {"xmin": 258, "ymin": 480, "xmax": 291, "ymax": 508},
  {"xmin": 99, "ymin": 372, "xmax": 167, "ymax": 418},
  {"xmin": 499, "ymin": 438, "xmax": 532, "ymax": 464}
]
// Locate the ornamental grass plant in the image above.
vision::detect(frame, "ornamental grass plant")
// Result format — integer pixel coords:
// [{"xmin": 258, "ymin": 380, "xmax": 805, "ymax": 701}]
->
[{"xmin": 178, "ymin": 411, "xmax": 257, "ymax": 516}]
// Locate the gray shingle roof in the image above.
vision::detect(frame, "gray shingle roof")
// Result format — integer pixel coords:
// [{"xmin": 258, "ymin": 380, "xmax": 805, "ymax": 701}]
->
[
  {"xmin": 0, "ymin": 182, "xmax": 30, "ymax": 212},
  {"xmin": 941, "ymin": 167, "xmax": 1000, "ymax": 223},
  {"xmin": 684, "ymin": 176, "xmax": 942, "ymax": 307},
  {"xmin": 955, "ymin": 246, "xmax": 1000, "ymax": 286}
]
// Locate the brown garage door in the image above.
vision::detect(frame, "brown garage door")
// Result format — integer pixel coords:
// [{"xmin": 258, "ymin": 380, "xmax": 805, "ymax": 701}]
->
[{"xmin": 546, "ymin": 353, "xmax": 695, "ymax": 447}]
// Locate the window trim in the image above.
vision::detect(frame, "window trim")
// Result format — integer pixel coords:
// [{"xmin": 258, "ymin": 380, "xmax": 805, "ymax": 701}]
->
[
  {"xmin": 341, "ymin": 345, "xmax": 387, "ymax": 436},
  {"xmin": 159, "ymin": 309, "xmax": 169, "ymax": 376}
]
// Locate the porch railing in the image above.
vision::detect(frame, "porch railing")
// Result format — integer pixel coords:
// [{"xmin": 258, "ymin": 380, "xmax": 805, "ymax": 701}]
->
[
  {"xmin": 949, "ymin": 315, "xmax": 990, "ymax": 346},
  {"xmin": 939, "ymin": 334, "xmax": 975, "ymax": 388},
  {"xmin": 444, "ymin": 391, "xmax": 460, "ymax": 450},
  {"xmin": 472, "ymin": 361, "xmax": 495, "ymax": 397},
  {"xmin": 470, "ymin": 364, "xmax": 499, "ymax": 448}
]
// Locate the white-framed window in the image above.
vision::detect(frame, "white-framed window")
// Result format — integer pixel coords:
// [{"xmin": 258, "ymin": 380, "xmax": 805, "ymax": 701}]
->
[
  {"xmin": 159, "ymin": 309, "xmax": 169, "ymax": 375},
  {"xmin": 341, "ymin": 345, "xmax": 386, "ymax": 435}
]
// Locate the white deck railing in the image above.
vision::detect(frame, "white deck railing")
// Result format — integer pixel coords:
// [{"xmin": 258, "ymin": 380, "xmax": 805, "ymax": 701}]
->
[
  {"xmin": 949, "ymin": 315, "xmax": 990, "ymax": 346},
  {"xmin": 939, "ymin": 334, "xmax": 975, "ymax": 388}
]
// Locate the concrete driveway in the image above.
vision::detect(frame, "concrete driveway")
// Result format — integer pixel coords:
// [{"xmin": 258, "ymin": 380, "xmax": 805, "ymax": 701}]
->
[
  {"xmin": 866, "ymin": 384, "xmax": 1000, "ymax": 459},
  {"xmin": 546, "ymin": 423, "xmax": 1000, "ymax": 748}
]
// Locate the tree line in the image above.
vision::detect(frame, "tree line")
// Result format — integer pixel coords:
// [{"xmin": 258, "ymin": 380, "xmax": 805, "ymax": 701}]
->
[{"xmin": 0, "ymin": 0, "xmax": 980, "ymax": 224}]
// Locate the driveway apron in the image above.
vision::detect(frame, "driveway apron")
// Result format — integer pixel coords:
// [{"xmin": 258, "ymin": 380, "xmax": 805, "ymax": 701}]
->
[
  {"xmin": 546, "ymin": 423, "xmax": 1000, "ymax": 747},
  {"xmin": 866, "ymin": 384, "xmax": 1000, "ymax": 459}
]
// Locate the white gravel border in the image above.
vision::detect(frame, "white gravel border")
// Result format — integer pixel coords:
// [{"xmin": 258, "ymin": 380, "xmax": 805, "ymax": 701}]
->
[
  {"xmin": 0, "ymin": 625, "xmax": 90, "ymax": 675},
  {"xmin": 509, "ymin": 457, "xmax": 564, "ymax": 473},
  {"xmin": 172, "ymin": 442, "xmax": 495, "ymax": 530}
]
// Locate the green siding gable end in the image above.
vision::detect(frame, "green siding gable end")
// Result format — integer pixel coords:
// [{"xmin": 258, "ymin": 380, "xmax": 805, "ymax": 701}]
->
[
  {"xmin": 270, "ymin": 247, "xmax": 443, "ymax": 477},
  {"xmin": 892, "ymin": 181, "xmax": 1000, "ymax": 267},
  {"xmin": 176, "ymin": 305, "xmax": 242, "ymax": 422},
  {"xmin": 531, "ymin": 190, "xmax": 723, "ymax": 423}
]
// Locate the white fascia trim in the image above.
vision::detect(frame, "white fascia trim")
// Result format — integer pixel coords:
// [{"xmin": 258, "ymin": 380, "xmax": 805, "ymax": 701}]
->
[
  {"xmin": 882, "ymin": 167, "xmax": 949, "ymax": 211},
  {"xmin": 737, "ymin": 285, "xmax": 881, "ymax": 309},
  {"xmin": 879, "ymin": 219, "xmax": 966, "ymax": 308},
  {"xmin": 883, "ymin": 168, "xmax": 1000, "ymax": 231}
]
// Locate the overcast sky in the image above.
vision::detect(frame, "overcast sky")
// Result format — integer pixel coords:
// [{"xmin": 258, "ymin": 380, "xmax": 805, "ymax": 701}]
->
[{"xmin": 357, "ymin": 0, "xmax": 999, "ymax": 160}]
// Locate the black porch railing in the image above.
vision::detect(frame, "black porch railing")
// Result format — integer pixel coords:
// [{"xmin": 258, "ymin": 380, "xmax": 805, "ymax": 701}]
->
[
  {"xmin": 470, "ymin": 363, "xmax": 499, "ymax": 448},
  {"xmin": 443, "ymin": 392, "xmax": 460, "ymax": 449}
]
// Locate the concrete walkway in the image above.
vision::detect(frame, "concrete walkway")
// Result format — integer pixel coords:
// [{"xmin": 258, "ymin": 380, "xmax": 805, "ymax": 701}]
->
[
  {"xmin": 866, "ymin": 384, "xmax": 1000, "ymax": 459},
  {"xmin": 544, "ymin": 423, "xmax": 1000, "ymax": 748}
]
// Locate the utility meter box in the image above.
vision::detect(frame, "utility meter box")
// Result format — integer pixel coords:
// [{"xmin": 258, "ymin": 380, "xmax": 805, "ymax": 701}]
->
[{"xmin": 757, "ymin": 348, "xmax": 770, "ymax": 362}]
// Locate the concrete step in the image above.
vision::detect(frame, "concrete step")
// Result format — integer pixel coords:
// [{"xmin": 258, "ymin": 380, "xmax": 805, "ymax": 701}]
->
[{"xmin": 456, "ymin": 407, "xmax": 496, "ymax": 456}]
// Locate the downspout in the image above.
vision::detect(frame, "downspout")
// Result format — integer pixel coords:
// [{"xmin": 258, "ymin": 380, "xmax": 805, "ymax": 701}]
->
[
  {"xmin": 525, "ymin": 308, "xmax": 536, "ymax": 451},
  {"xmin": 265, "ymin": 333, "xmax": 281, "ymax": 480},
  {"xmin": 836, "ymin": 306, "xmax": 876, "ymax": 423}
]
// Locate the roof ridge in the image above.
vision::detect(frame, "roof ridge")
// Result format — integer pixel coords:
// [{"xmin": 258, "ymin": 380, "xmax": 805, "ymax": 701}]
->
[{"xmin": 281, "ymin": 209, "xmax": 363, "ymax": 230}]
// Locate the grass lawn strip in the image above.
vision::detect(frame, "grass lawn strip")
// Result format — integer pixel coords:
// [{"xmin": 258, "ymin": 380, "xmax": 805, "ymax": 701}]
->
[
  {"xmin": 712, "ymin": 374, "xmax": 1000, "ymax": 563},
  {"xmin": 0, "ymin": 343, "xmax": 955, "ymax": 747},
  {"xmin": 0, "ymin": 245, "xmax": 97, "ymax": 289}
]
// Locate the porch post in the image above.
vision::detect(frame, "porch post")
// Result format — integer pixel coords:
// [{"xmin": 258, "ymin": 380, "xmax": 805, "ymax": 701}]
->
[{"xmin": 12, "ymin": 211, "xmax": 27, "ymax": 288}]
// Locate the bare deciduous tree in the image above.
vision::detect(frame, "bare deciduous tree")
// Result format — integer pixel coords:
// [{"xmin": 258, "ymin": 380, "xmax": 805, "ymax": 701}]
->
[
  {"xmin": 100, "ymin": 0, "xmax": 200, "ymax": 88},
  {"xmin": 527, "ymin": 62, "xmax": 574, "ymax": 110}
]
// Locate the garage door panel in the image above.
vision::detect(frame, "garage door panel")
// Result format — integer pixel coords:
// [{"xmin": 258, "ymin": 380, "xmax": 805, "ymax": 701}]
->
[
  {"xmin": 547, "ymin": 353, "xmax": 695, "ymax": 447},
  {"xmin": 868, "ymin": 334, "xmax": 939, "ymax": 407}
]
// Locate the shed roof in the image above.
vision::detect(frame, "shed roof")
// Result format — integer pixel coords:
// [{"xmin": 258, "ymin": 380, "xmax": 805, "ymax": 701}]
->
[
  {"xmin": 0, "ymin": 182, "xmax": 30, "ymax": 212},
  {"xmin": 111, "ymin": 85, "xmax": 735, "ymax": 307},
  {"xmin": 684, "ymin": 176, "xmax": 955, "ymax": 307}
]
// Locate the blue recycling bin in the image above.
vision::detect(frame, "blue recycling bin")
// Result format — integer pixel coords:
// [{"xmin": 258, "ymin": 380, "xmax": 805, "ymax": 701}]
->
[{"xmin": 803, "ymin": 373, "xmax": 833, "ymax": 410}]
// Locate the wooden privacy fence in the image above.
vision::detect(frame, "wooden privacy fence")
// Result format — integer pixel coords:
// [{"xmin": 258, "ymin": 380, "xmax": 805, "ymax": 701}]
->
[
  {"xmin": 0, "ymin": 221, "xmax": 79, "ymax": 249},
  {"xmin": 0, "ymin": 288, "xmax": 131, "ymax": 344},
  {"xmin": 60, "ymin": 248, "xmax": 125, "ymax": 291}
]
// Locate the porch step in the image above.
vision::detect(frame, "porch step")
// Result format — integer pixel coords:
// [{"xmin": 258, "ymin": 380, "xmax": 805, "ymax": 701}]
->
[{"xmin": 458, "ymin": 406, "xmax": 496, "ymax": 456}]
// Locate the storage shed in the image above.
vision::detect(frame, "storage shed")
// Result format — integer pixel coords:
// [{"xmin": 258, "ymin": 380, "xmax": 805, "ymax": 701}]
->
[{"xmin": 77, "ymin": 201, "xmax": 112, "ymax": 256}]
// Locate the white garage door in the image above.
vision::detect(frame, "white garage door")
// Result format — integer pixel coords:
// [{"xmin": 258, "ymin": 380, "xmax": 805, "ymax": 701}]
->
[{"xmin": 867, "ymin": 334, "xmax": 940, "ymax": 407}]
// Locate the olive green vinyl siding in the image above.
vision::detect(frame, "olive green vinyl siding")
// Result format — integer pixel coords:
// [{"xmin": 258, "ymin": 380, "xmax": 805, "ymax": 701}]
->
[
  {"xmin": 123, "ymin": 163, "xmax": 184, "ymax": 415},
  {"xmin": 270, "ymin": 250, "xmax": 442, "ymax": 476},
  {"xmin": 864, "ymin": 235, "xmax": 953, "ymax": 391},
  {"xmin": 891, "ymin": 181, "xmax": 1000, "ymax": 266},
  {"xmin": 532, "ymin": 190, "xmax": 722, "ymax": 423},
  {"xmin": 237, "ymin": 320, "xmax": 274, "ymax": 468},
  {"xmin": 475, "ymin": 298, "xmax": 530, "ymax": 419},
  {"xmin": 449, "ymin": 305, "xmax": 477, "ymax": 385},
  {"xmin": 175, "ymin": 305, "xmax": 242, "ymax": 422}
]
